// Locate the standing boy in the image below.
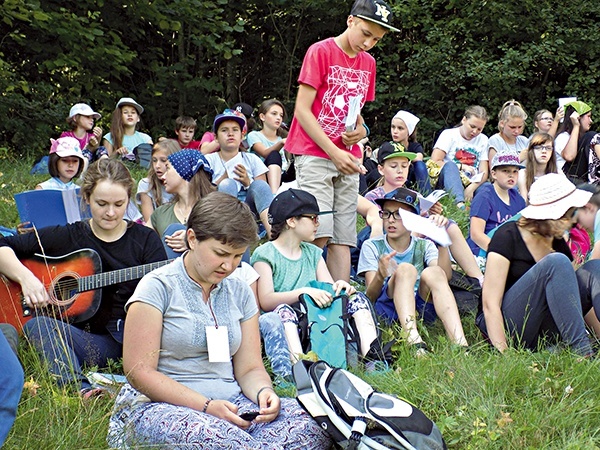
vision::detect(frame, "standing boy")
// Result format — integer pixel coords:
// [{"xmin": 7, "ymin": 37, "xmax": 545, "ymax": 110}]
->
[
  {"xmin": 357, "ymin": 187, "xmax": 469, "ymax": 354},
  {"xmin": 286, "ymin": 0, "xmax": 399, "ymax": 281}
]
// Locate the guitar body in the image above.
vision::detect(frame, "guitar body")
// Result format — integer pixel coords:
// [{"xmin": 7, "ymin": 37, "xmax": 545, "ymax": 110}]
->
[{"xmin": 0, "ymin": 249, "xmax": 102, "ymax": 332}]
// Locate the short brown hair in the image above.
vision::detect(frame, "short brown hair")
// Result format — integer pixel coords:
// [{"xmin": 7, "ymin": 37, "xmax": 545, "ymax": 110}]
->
[
  {"xmin": 175, "ymin": 116, "xmax": 197, "ymax": 131},
  {"xmin": 187, "ymin": 192, "xmax": 258, "ymax": 247}
]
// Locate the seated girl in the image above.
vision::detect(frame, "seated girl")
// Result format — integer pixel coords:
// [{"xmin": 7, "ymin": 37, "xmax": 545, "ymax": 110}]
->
[
  {"xmin": 0, "ymin": 159, "xmax": 166, "ymax": 398},
  {"xmin": 252, "ymin": 189, "xmax": 389, "ymax": 370},
  {"xmin": 517, "ymin": 132, "xmax": 559, "ymax": 202},
  {"xmin": 102, "ymin": 97, "xmax": 152, "ymax": 162},
  {"xmin": 107, "ymin": 192, "xmax": 330, "ymax": 449},
  {"xmin": 246, "ymin": 99, "xmax": 288, "ymax": 193},
  {"xmin": 150, "ymin": 149, "xmax": 215, "ymax": 257},
  {"xmin": 136, "ymin": 140, "xmax": 181, "ymax": 223},
  {"xmin": 429, "ymin": 105, "xmax": 489, "ymax": 205},
  {"xmin": 467, "ymin": 153, "xmax": 526, "ymax": 255},
  {"xmin": 60, "ymin": 103, "xmax": 103, "ymax": 163}
]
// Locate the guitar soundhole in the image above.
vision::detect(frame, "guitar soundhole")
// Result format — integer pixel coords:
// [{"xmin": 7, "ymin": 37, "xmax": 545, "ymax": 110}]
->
[{"xmin": 50, "ymin": 272, "xmax": 79, "ymax": 306}]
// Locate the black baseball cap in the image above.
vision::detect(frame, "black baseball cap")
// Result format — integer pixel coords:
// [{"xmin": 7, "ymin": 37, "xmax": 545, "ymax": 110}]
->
[
  {"xmin": 351, "ymin": 0, "xmax": 400, "ymax": 32},
  {"xmin": 377, "ymin": 141, "xmax": 417, "ymax": 164},
  {"xmin": 375, "ymin": 187, "xmax": 420, "ymax": 214},
  {"xmin": 268, "ymin": 189, "xmax": 335, "ymax": 225},
  {"xmin": 233, "ymin": 102, "xmax": 254, "ymax": 119}
]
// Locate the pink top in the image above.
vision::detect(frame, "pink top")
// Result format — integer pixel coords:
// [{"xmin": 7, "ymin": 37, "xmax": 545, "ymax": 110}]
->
[{"xmin": 287, "ymin": 38, "xmax": 376, "ymax": 160}]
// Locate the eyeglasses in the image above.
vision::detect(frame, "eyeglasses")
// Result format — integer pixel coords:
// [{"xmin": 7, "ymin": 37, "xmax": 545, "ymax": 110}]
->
[
  {"xmin": 379, "ymin": 210, "xmax": 402, "ymax": 220},
  {"xmin": 533, "ymin": 145, "xmax": 553, "ymax": 152},
  {"xmin": 299, "ymin": 214, "xmax": 319, "ymax": 224}
]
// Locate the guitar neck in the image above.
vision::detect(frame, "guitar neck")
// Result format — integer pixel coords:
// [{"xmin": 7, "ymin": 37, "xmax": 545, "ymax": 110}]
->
[{"xmin": 78, "ymin": 259, "xmax": 173, "ymax": 292}]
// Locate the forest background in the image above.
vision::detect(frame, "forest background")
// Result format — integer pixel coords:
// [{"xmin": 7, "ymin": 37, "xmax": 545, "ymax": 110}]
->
[{"xmin": 1, "ymin": 0, "xmax": 599, "ymax": 158}]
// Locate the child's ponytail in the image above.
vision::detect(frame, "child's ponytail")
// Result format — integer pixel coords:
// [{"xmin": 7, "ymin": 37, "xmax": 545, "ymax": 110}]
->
[{"xmin": 497, "ymin": 100, "xmax": 527, "ymax": 131}]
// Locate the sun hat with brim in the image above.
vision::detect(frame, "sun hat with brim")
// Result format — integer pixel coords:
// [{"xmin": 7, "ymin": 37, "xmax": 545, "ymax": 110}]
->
[
  {"xmin": 491, "ymin": 152, "xmax": 524, "ymax": 170},
  {"xmin": 375, "ymin": 187, "xmax": 420, "ymax": 215},
  {"xmin": 69, "ymin": 103, "xmax": 101, "ymax": 120},
  {"xmin": 268, "ymin": 188, "xmax": 335, "ymax": 225},
  {"xmin": 565, "ymin": 100, "xmax": 592, "ymax": 116},
  {"xmin": 377, "ymin": 141, "xmax": 417, "ymax": 164},
  {"xmin": 116, "ymin": 97, "xmax": 144, "ymax": 114},
  {"xmin": 520, "ymin": 173, "xmax": 592, "ymax": 220},
  {"xmin": 351, "ymin": 0, "xmax": 400, "ymax": 32}
]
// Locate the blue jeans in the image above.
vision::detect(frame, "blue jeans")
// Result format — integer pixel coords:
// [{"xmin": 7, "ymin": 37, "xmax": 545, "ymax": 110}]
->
[
  {"xmin": 436, "ymin": 162, "xmax": 464, "ymax": 203},
  {"xmin": 0, "ymin": 325, "xmax": 23, "ymax": 446},
  {"xmin": 477, "ymin": 253, "xmax": 593, "ymax": 355},
  {"xmin": 409, "ymin": 160, "xmax": 432, "ymax": 195},
  {"xmin": 218, "ymin": 178, "xmax": 273, "ymax": 216},
  {"xmin": 258, "ymin": 312, "xmax": 292, "ymax": 381},
  {"xmin": 575, "ymin": 259, "xmax": 600, "ymax": 320},
  {"xmin": 23, "ymin": 316, "xmax": 122, "ymax": 390}
]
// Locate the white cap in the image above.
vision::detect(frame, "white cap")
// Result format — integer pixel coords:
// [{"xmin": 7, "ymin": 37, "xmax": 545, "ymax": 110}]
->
[
  {"xmin": 116, "ymin": 97, "xmax": 144, "ymax": 114},
  {"xmin": 69, "ymin": 103, "xmax": 101, "ymax": 120}
]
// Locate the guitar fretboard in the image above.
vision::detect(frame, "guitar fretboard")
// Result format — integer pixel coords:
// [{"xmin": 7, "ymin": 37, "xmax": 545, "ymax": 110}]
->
[{"xmin": 78, "ymin": 259, "xmax": 173, "ymax": 292}]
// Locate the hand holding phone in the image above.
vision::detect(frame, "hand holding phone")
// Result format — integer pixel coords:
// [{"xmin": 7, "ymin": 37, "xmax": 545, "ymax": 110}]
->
[{"xmin": 239, "ymin": 410, "xmax": 260, "ymax": 421}]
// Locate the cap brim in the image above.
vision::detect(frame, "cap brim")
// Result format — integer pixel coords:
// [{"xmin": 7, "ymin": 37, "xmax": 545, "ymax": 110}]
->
[
  {"xmin": 492, "ymin": 163, "xmax": 525, "ymax": 170},
  {"xmin": 374, "ymin": 197, "xmax": 418, "ymax": 214},
  {"xmin": 520, "ymin": 189, "xmax": 592, "ymax": 220},
  {"xmin": 354, "ymin": 14, "xmax": 400, "ymax": 32},
  {"xmin": 382, "ymin": 151, "xmax": 417, "ymax": 162},
  {"xmin": 119, "ymin": 102, "xmax": 143, "ymax": 114}
]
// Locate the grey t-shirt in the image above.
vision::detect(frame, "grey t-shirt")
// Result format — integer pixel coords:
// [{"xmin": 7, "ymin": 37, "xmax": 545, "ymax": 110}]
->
[{"xmin": 126, "ymin": 256, "xmax": 258, "ymax": 401}]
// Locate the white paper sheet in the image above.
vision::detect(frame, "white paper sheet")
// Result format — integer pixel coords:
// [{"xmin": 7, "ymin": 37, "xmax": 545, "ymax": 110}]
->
[
  {"xmin": 345, "ymin": 95, "xmax": 363, "ymax": 131},
  {"xmin": 417, "ymin": 189, "xmax": 448, "ymax": 212},
  {"xmin": 398, "ymin": 208, "xmax": 452, "ymax": 247}
]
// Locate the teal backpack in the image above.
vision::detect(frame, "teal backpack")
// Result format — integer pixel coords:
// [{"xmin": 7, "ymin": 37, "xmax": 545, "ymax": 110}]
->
[{"xmin": 292, "ymin": 281, "xmax": 391, "ymax": 370}]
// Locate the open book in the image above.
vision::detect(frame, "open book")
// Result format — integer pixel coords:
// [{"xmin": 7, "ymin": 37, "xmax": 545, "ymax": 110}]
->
[
  {"xmin": 15, "ymin": 189, "xmax": 91, "ymax": 229},
  {"xmin": 417, "ymin": 189, "xmax": 448, "ymax": 213},
  {"xmin": 14, "ymin": 189, "xmax": 142, "ymax": 229}
]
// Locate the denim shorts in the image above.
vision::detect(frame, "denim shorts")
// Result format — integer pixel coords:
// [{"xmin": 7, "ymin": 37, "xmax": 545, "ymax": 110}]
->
[{"xmin": 375, "ymin": 278, "xmax": 438, "ymax": 325}]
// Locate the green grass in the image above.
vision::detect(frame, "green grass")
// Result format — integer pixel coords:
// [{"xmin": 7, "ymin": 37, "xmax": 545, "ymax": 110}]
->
[{"xmin": 1, "ymin": 157, "xmax": 599, "ymax": 449}]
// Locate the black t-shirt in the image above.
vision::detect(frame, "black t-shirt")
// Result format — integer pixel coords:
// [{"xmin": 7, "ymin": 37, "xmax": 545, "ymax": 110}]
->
[
  {"xmin": 478, "ymin": 221, "xmax": 572, "ymax": 317},
  {"xmin": 487, "ymin": 221, "xmax": 572, "ymax": 293},
  {"xmin": 0, "ymin": 221, "xmax": 166, "ymax": 340},
  {"xmin": 562, "ymin": 130, "xmax": 597, "ymax": 184}
]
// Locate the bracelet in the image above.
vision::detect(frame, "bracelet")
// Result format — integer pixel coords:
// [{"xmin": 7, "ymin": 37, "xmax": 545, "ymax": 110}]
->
[
  {"xmin": 362, "ymin": 123, "xmax": 370, "ymax": 137},
  {"xmin": 256, "ymin": 386, "xmax": 275, "ymax": 405},
  {"xmin": 202, "ymin": 398, "xmax": 213, "ymax": 413}
]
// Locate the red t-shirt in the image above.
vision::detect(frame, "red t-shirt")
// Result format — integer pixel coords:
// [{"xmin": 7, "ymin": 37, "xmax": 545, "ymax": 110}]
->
[{"xmin": 287, "ymin": 38, "xmax": 376, "ymax": 160}]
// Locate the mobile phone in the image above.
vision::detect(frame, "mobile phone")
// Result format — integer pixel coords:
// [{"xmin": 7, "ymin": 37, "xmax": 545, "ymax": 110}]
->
[{"xmin": 239, "ymin": 411, "xmax": 260, "ymax": 421}]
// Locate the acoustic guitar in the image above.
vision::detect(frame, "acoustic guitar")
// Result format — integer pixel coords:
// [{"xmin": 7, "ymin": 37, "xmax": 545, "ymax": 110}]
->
[{"xmin": 0, "ymin": 248, "xmax": 172, "ymax": 332}]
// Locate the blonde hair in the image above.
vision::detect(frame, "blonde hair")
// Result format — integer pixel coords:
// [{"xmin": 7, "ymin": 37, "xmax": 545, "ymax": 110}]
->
[
  {"xmin": 147, "ymin": 140, "xmax": 181, "ymax": 206},
  {"xmin": 464, "ymin": 105, "xmax": 488, "ymax": 122},
  {"xmin": 497, "ymin": 100, "xmax": 527, "ymax": 132}
]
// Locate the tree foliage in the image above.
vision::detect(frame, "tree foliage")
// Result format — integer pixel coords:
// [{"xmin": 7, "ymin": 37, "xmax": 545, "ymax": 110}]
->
[{"xmin": 0, "ymin": 0, "xmax": 598, "ymax": 155}]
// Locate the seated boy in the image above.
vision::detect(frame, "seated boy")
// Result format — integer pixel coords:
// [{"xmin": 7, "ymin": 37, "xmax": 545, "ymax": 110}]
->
[
  {"xmin": 173, "ymin": 115, "xmax": 201, "ymax": 150},
  {"xmin": 357, "ymin": 187, "xmax": 469, "ymax": 354},
  {"xmin": 204, "ymin": 109, "xmax": 273, "ymax": 237}
]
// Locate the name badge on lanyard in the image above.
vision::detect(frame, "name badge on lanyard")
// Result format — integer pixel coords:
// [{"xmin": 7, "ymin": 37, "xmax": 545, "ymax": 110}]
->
[{"xmin": 206, "ymin": 325, "xmax": 230, "ymax": 362}]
